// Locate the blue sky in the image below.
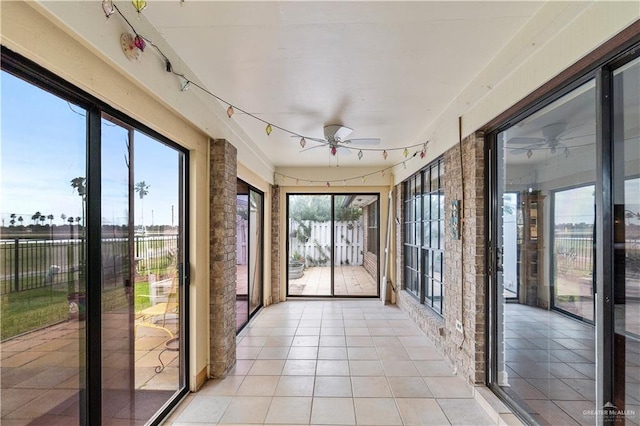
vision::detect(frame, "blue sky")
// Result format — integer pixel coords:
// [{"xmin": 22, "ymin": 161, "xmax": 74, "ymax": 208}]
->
[{"xmin": 1, "ymin": 71, "xmax": 180, "ymax": 228}]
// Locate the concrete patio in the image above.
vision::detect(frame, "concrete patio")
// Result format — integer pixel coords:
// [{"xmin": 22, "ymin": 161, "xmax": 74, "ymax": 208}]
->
[{"xmin": 288, "ymin": 266, "xmax": 378, "ymax": 297}]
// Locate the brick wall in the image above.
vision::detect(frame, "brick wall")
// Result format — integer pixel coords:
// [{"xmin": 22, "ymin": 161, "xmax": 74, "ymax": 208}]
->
[
  {"xmin": 209, "ymin": 139, "xmax": 237, "ymax": 378},
  {"xmin": 396, "ymin": 132, "xmax": 486, "ymax": 386},
  {"xmin": 270, "ymin": 185, "xmax": 280, "ymax": 304}
]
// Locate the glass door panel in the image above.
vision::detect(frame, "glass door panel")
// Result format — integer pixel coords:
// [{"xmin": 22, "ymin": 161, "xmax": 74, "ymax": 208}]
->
[
  {"xmin": 249, "ymin": 189, "xmax": 263, "ymax": 315},
  {"xmin": 612, "ymin": 56, "xmax": 640, "ymax": 422},
  {"xmin": 0, "ymin": 70, "xmax": 86, "ymax": 425},
  {"xmin": 132, "ymin": 130, "xmax": 184, "ymax": 418},
  {"xmin": 334, "ymin": 195, "xmax": 378, "ymax": 296},
  {"xmin": 288, "ymin": 195, "xmax": 332, "ymax": 296},
  {"xmin": 494, "ymin": 79, "xmax": 597, "ymax": 424},
  {"xmin": 552, "ymin": 186, "xmax": 594, "ymax": 322},
  {"xmin": 101, "ymin": 115, "xmax": 134, "ymax": 423},
  {"xmin": 236, "ymin": 180, "xmax": 249, "ymax": 329}
]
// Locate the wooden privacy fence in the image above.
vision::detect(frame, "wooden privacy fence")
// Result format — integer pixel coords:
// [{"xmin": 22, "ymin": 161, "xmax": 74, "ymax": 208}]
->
[{"xmin": 289, "ymin": 219, "xmax": 364, "ymax": 266}]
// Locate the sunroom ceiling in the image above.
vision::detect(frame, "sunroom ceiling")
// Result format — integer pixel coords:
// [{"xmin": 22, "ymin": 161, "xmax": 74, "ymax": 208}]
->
[{"xmin": 37, "ymin": 1, "xmax": 545, "ymax": 169}]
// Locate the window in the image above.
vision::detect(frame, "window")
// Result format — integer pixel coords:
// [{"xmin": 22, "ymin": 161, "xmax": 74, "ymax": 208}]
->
[{"xmin": 403, "ymin": 158, "xmax": 445, "ymax": 314}]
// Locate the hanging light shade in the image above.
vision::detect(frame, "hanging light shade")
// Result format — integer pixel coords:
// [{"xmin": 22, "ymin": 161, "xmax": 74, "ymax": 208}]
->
[
  {"xmin": 382, "ymin": 150, "xmax": 388, "ymax": 160},
  {"xmin": 134, "ymin": 35, "xmax": 146, "ymax": 51},
  {"xmin": 102, "ymin": 0, "xmax": 115, "ymax": 17},
  {"xmin": 300, "ymin": 137, "xmax": 306, "ymax": 148},
  {"xmin": 358, "ymin": 150, "xmax": 363, "ymax": 160},
  {"xmin": 132, "ymin": 0, "xmax": 146, "ymax": 13},
  {"xmin": 265, "ymin": 124, "xmax": 272, "ymax": 135},
  {"xmin": 226, "ymin": 105, "xmax": 234, "ymax": 118}
]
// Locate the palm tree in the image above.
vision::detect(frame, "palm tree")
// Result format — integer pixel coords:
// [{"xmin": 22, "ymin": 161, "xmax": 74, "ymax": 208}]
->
[
  {"xmin": 39, "ymin": 215, "xmax": 46, "ymax": 226},
  {"xmin": 32, "ymin": 211, "xmax": 41, "ymax": 226},
  {"xmin": 61, "ymin": 213, "xmax": 67, "ymax": 225},
  {"xmin": 47, "ymin": 214, "xmax": 54, "ymax": 226},
  {"xmin": 9, "ymin": 213, "xmax": 16, "ymax": 227},
  {"xmin": 70, "ymin": 177, "xmax": 86, "ymax": 230},
  {"xmin": 18, "ymin": 216, "xmax": 23, "ymax": 227},
  {"xmin": 135, "ymin": 181, "xmax": 150, "ymax": 233}
]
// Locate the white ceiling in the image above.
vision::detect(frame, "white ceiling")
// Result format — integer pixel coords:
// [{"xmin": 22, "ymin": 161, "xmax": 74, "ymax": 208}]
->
[{"xmin": 39, "ymin": 1, "xmax": 548, "ymax": 169}]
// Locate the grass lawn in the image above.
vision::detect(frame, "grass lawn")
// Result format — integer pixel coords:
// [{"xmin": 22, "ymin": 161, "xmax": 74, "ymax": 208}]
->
[{"xmin": 1, "ymin": 287, "xmax": 68, "ymax": 340}]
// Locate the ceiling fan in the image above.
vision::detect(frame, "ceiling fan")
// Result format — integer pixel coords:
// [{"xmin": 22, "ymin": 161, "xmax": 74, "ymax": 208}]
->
[
  {"xmin": 299, "ymin": 124, "xmax": 381, "ymax": 156},
  {"xmin": 507, "ymin": 122, "xmax": 575, "ymax": 157}
]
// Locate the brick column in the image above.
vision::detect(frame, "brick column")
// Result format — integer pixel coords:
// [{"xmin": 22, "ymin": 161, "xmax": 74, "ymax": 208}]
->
[
  {"xmin": 270, "ymin": 185, "xmax": 281, "ymax": 304},
  {"xmin": 209, "ymin": 139, "xmax": 237, "ymax": 378}
]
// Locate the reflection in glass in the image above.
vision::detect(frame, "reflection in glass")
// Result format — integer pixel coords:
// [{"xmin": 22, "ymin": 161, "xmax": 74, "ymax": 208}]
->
[
  {"xmin": 496, "ymin": 79, "xmax": 596, "ymax": 424},
  {"xmin": 236, "ymin": 180, "xmax": 263, "ymax": 330},
  {"xmin": 612, "ymin": 57, "xmax": 640, "ymax": 422},
  {"xmin": 0, "ymin": 71, "xmax": 86, "ymax": 424}
]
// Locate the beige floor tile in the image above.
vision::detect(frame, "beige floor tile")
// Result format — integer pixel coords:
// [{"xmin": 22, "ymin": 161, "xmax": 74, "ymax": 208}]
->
[
  {"xmin": 347, "ymin": 347, "xmax": 378, "ymax": 360},
  {"xmin": 317, "ymin": 346, "xmax": 348, "ymax": 360},
  {"xmin": 349, "ymin": 360, "xmax": 385, "ymax": 376},
  {"xmin": 292, "ymin": 336, "xmax": 320, "ymax": 346},
  {"xmin": 219, "ymin": 396, "xmax": 272, "ymax": 424},
  {"xmin": 352, "ymin": 376, "xmax": 392, "ymax": 397},
  {"xmin": 314, "ymin": 376, "xmax": 352, "ymax": 397},
  {"xmin": 258, "ymin": 346, "xmax": 291, "ymax": 359},
  {"xmin": 236, "ymin": 375, "xmax": 279, "ymax": 396},
  {"xmin": 265, "ymin": 396, "xmax": 312, "ymax": 424},
  {"xmin": 354, "ymin": 397, "xmax": 403, "ymax": 425},
  {"xmin": 310, "ymin": 397, "xmax": 356, "ymax": 425},
  {"xmin": 381, "ymin": 360, "xmax": 420, "ymax": 376},
  {"xmin": 287, "ymin": 346, "xmax": 318, "ymax": 359},
  {"xmin": 345, "ymin": 336, "xmax": 374, "ymax": 347},
  {"xmin": 264, "ymin": 336, "xmax": 295, "ymax": 347},
  {"xmin": 275, "ymin": 375, "xmax": 315, "ymax": 396},
  {"xmin": 173, "ymin": 396, "xmax": 231, "ymax": 423},
  {"xmin": 425, "ymin": 376, "xmax": 473, "ymax": 398},
  {"xmin": 376, "ymin": 346, "xmax": 410, "ymax": 360},
  {"xmin": 388, "ymin": 376, "xmax": 433, "ymax": 397},
  {"xmin": 316, "ymin": 360, "xmax": 350, "ymax": 376},
  {"xmin": 396, "ymin": 398, "xmax": 451, "ymax": 425},
  {"xmin": 438, "ymin": 398, "xmax": 496, "ymax": 425},
  {"xmin": 199, "ymin": 376, "xmax": 246, "ymax": 396},
  {"xmin": 228, "ymin": 359, "xmax": 254, "ymax": 375},
  {"xmin": 282, "ymin": 359, "xmax": 317, "ymax": 375},
  {"xmin": 319, "ymin": 336, "xmax": 346, "ymax": 347},
  {"xmin": 247, "ymin": 359, "xmax": 286, "ymax": 376},
  {"xmin": 236, "ymin": 346, "xmax": 262, "ymax": 360},
  {"xmin": 295, "ymin": 327, "xmax": 321, "ymax": 336},
  {"xmin": 414, "ymin": 360, "xmax": 454, "ymax": 376}
]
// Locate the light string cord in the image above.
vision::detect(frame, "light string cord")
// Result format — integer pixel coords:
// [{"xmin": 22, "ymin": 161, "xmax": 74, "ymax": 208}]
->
[{"xmin": 110, "ymin": 4, "xmax": 429, "ymax": 154}]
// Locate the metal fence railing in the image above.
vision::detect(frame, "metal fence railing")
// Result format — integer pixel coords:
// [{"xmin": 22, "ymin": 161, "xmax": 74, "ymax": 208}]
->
[{"xmin": 0, "ymin": 235, "xmax": 178, "ymax": 295}]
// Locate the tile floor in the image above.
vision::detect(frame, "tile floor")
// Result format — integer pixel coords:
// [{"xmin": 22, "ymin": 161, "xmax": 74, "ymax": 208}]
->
[
  {"xmin": 164, "ymin": 300, "xmax": 496, "ymax": 425},
  {"xmin": 288, "ymin": 266, "xmax": 377, "ymax": 296}
]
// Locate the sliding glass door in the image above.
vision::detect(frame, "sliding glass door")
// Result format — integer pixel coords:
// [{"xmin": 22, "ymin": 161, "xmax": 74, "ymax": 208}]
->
[
  {"xmin": 1, "ymin": 50, "xmax": 188, "ymax": 425},
  {"xmin": 236, "ymin": 180, "xmax": 263, "ymax": 331},
  {"xmin": 489, "ymin": 46, "xmax": 640, "ymax": 425},
  {"xmin": 287, "ymin": 194, "xmax": 379, "ymax": 297}
]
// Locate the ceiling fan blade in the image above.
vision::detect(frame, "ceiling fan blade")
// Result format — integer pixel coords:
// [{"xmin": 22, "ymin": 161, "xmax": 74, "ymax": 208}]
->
[
  {"xmin": 337, "ymin": 146, "xmax": 352, "ymax": 155},
  {"xmin": 507, "ymin": 137, "xmax": 544, "ymax": 145},
  {"xmin": 343, "ymin": 138, "xmax": 381, "ymax": 145},
  {"xmin": 325, "ymin": 125, "xmax": 353, "ymax": 141}
]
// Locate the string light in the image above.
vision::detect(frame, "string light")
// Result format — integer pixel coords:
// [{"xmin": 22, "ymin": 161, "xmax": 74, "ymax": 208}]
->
[
  {"xmin": 105, "ymin": 5, "xmax": 429, "ymax": 158},
  {"xmin": 361, "ymin": 176, "xmax": 366, "ymax": 183},
  {"xmin": 180, "ymin": 80, "xmax": 190, "ymax": 91},
  {"xmin": 326, "ymin": 182, "xmax": 331, "ymax": 187},
  {"xmin": 527, "ymin": 149, "xmax": 533, "ymax": 159},
  {"xmin": 331, "ymin": 146, "xmax": 337, "ymax": 156},
  {"xmin": 102, "ymin": 0, "xmax": 115, "ymax": 18}
]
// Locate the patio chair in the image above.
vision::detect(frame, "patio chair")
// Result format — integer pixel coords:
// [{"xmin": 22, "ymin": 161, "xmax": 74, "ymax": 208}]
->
[{"xmin": 135, "ymin": 272, "xmax": 178, "ymax": 340}]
